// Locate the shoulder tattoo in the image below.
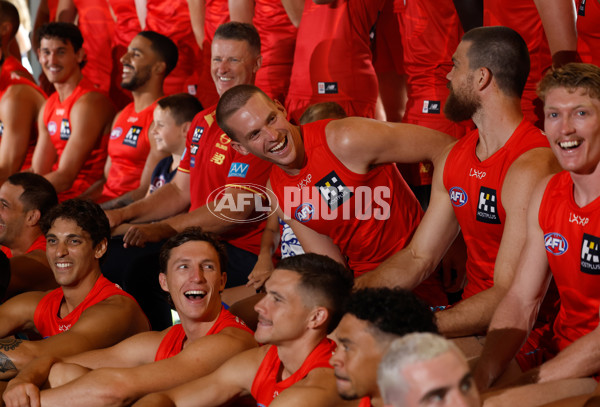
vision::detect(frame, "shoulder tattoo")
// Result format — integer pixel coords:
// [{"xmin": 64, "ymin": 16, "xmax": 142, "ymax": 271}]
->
[{"xmin": 0, "ymin": 337, "xmax": 21, "ymax": 373}]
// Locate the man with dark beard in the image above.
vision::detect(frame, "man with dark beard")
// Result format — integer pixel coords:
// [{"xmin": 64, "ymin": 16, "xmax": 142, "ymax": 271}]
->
[
  {"xmin": 80, "ymin": 31, "xmax": 178, "ymax": 209},
  {"xmin": 357, "ymin": 26, "xmax": 561, "ymax": 344}
]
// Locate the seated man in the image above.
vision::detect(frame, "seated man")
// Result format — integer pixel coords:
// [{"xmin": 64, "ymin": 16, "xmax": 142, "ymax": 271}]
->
[
  {"xmin": 377, "ymin": 333, "xmax": 481, "ymax": 407},
  {"xmin": 2, "ymin": 228, "xmax": 257, "ymax": 407},
  {"xmin": 0, "ymin": 173, "xmax": 58, "ymax": 299},
  {"xmin": 216, "ymin": 84, "xmax": 455, "ymax": 306},
  {"xmin": 133, "ymin": 253, "xmax": 354, "ymax": 407},
  {"xmin": 473, "ymin": 63, "xmax": 600, "ymax": 405},
  {"xmin": 330, "ymin": 288, "xmax": 438, "ymax": 407},
  {"xmin": 0, "ymin": 0, "xmax": 46, "ymax": 185},
  {"xmin": 0, "ymin": 199, "xmax": 149, "ymax": 385},
  {"xmin": 31, "ymin": 22, "xmax": 115, "ymax": 201}
]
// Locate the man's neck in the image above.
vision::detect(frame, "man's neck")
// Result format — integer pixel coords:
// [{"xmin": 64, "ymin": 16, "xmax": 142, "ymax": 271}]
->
[
  {"xmin": 54, "ymin": 71, "xmax": 84, "ymax": 102},
  {"xmin": 571, "ymin": 166, "xmax": 600, "ymax": 207},
  {"xmin": 473, "ymin": 97, "xmax": 524, "ymax": 161},
  {"xmin": 60, "ymin": 268, "xmax": 102, "ymax": 317},
  {"xmin": 276, "ymin": 333, "xmax": 324, "ymax": 380},
  {"xmin": 132, "ymin": 81, "xmax": 164, "ymax": 112},
  {"xmin": 180, "ymin": 305, "xmax": 223, "ymax": 343}
]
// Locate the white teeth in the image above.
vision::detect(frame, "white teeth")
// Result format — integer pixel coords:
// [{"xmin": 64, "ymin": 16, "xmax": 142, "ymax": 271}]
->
[
  {"xmin": 56, "ymin": 262, "xmax": 71, "ymax": 268},
  {"xmin": 123, "ymin": 67, "xmax": 133, "ymax": 73},
  {"xmin": 185, "ymin": 290, "xmax": 206, "ymax": 295},
  {"xmin": 270, "ymin": 139, "xmax": 285, "ymax": 153},
  {"xmin": 219, "ymin": 77, "xmax": 232, "ymax": 81},
  {"xmin": 559, "ymin": 140, "xmax": 582, "ymax": 149}
]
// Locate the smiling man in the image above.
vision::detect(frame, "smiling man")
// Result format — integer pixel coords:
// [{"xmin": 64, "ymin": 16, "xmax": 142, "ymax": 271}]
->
[
  {"xmin": 472, "ymin": 63, "xmax": 600, "ymax": 405},
  {"xmin": 132, "ymin": 253, "xmax": 353, "ymax": 407},
  {"xmin": 0, "ymin": 199, "xmax": 149, "ymax": 391},
  {"xmin": 2, "ymin": 228, "xmax": 257, "ymax": 407}
]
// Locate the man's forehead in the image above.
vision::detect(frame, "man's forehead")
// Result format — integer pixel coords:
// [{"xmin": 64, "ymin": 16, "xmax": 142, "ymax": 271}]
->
[{"xmin": 40, "ymin": 37, "xmax": 73, "ymax": 49}]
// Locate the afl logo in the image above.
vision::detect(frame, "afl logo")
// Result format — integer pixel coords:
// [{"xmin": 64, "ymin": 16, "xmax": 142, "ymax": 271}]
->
[
  {"xmin": 110, "ymin": 127, "xmax": 123, "ymax": 140},
  {"xmin": 47, "ymin": 121, "xmax": 57, "ymax": 135},
  {"xmin": 449, "ymin": 187, "xmax": 468, "ymax": 207},
  {"xmin": 295, "ymin": 203, "xmax": 314, "ymax": 223},
  {"xmin": 544, "ymin": 233, "xmax": 568, "ymax": 255}
]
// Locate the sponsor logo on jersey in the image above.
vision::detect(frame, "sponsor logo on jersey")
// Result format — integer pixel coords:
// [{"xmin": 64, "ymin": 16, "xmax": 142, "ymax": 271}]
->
[
  {"xmin": 422, "ymin": 100, "xmax": 441, "ymax": 114},
  {"xmin": 295, "ymin": 203, "xmax": 314, "ymax": 222},
  {"xmin": 476, "ymin": 186, "xmax": 500, "ymax": 224},
  {"xmin": 228, "ymin": 162, "xmax": 249, "ymax": 178},
  {"xmin": 190, "ymin": 144, "xmax": 199, "ymax": 155},
  {"xmin": 449, "ymin": 187, "xmax": 468, "ymax": 207},
  {"xmin": 579, "ymin": 0, "xmax": 586, "ymax": 16},
  {"xmin": 545, "ymin": 232, "xmax": 568, "ymax": 255},
  {"xmin": 187, "ymin": 84, "xmax": 197, "ymax": 95},
  {"xmin": 110, "ymin": 127, "xmax": 123, "ymax": 140},
  {"xmin": 192, "ymin": 126, "xmax": 204, "ymax": 143},
  {"xmin": 59, "ymin": 119, "xmax": 71, "ymax": 140},
  {"xmin": 315, "ymin": 171, "xmax": 353, "ymax": 210},
  {"xmin": 55, "ymin": 108, "xmax": 65, "ymax": 116},
  {"xmin": 127, "ymin": 116, "xmax": 139, "ymax": 123},
  {"xmin": 569, "ymin": 212, "xmax": 590, "ymax": 226},
  {"xmin": 190, "ymin": 157, "xmax": 195, "ymax": 168},
  {"xmin": 48, "ymin": 121, "xmax": 57, "ymax": 135},
  {"xmin": 469, "ymin": 168, "xmax": 486, "ymax": 179},
  {"xmin": 297, "ymin": 174, "xmax": 313, "ymax": 190},
  {"xmin": 123, "ymin": 126, "xmax": 141, "ymax": 147},
  {"xmin": 581, "ymin": 233, "xmax": 600, "ymax": 274},
  {"xmin": 318, "ymin": 82, "xmax": 338, "ymax": 94}
]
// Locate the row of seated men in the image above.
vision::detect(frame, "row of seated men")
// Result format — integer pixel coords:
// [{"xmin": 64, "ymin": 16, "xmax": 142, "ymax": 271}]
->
[{"xmin": 0, "ymin": 2, "xmax": 600, "ymax": 407}]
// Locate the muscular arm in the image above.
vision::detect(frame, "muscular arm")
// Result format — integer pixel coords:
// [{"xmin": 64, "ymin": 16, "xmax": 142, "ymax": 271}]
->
[
  {"xmin": 55, "ymin": 0, "xmax": 78, "ymax": 22},
  {"xmin": 31, "ymin": 101, "xmax": 57, "ymax": 176},
  {"xmin": 187, "ymin": 0, "xmax": 206, "ymax": 49},
  {"xmin": 229, "ymin": 0, "xmax": 254, "ymax": 23},
  {"xmin": 534, "ymin": 0, "xmax": 578, "ymax": 66},
  {"xmin": 40, "ymin": 92, "xmax": 115, "ymax": 193},
  {"xmin": 281, "ymin": 0, "xmax": 304, "ymax": 27},
  {"xmin": 326, "ymin": 117, "xmax": 455, "ymax": 175},
  {"xmin": 270, "ymin": 367, "xmax": 342, "ymax": 407},
  {"xmin": 355, "ymin": 145, "xmax": 459, "ymax": 289},
  {"xmin": 436, "ymin": 148, "xmax": 561, "ymax": 337},
  {"xmin": 474, "ymin": 177, "xmax": 554, "ymax": 391},
  {"xmin": 0, "ymin": 85, "xmax": 46, "ymax": 184}
]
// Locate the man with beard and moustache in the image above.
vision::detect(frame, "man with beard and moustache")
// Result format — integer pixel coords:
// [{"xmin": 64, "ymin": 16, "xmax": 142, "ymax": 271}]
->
[
  {"xmin": 356, "ymin": 26, "xmax": 562, "ymax": 345},
  {"xmin": 81, "ymin": 31, "xmax": 179, "ymax": 209}
]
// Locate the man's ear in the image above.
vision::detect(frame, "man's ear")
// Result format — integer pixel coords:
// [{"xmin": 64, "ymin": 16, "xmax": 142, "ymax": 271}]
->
[
  {"xmin": 94, "ymin": 238, "xmax": 108, "ymax": 259},
  {"xmin": 153, "ymin": 60, "xmax": 167, "ymax": 76},
  {"xmin": 231, "ymin": 140, "xmax": 250, "ymax": 156},
  {"xmin": 159, "ymin": 272, "xmax": 169, "ymax": 293},
  {"xmin": 180, "ymin": 121, "xmax": 192, "ymax": 138},
  {"xmin": 25, "ymin": 209, "xmax": 41, "ymax": 227},
  {"xmin": 307, "ymin": 306, "xmax": 329, "ymax": 330},
  {"xmin": 476, "ymin": 66, "xmax": 493, "ymax": 91},
  {"xmin": 75, "ymin": 47, "xmax": 86, "ymax": 65},
  {"xmin": 273, "ymin": 98, "xmax": 287, "ymax": 117},
  {"xmin": 253, "ymin": 55, "xmax": 263, "ymax": 74}
]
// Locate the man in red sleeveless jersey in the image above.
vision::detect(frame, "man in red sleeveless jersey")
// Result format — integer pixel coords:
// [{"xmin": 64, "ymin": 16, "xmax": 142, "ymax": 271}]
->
[
  {"xmin": 31, "ymin": 23, "xmax": 115, "ymax": 202},
  {"xmin": 0, "ymin": 1, "xmax": 46, "ymax": 185},
  {"xmin": 0, "ymin": 173, "xmax": 57, "ymax": 299},
  {"xmin": 0, "ymin": 199, "xmax": 149, "ymax": 392},
  {"xmin": 2, "ymin": 228, "xmax": 257, "ymax": 407},
  {"xmin": 357, "ymin": 27, "xmax": 561, "ymax": 342},
  {"xmin": 132, "ymin": 253, "xmax": 353, "ymax": 407},
  {"xmin": 473, "ymin": 63, "xmax": 600, "ymax": 405}
]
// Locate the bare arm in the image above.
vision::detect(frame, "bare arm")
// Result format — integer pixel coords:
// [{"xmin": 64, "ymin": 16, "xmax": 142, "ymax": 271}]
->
[
  {"xmin": 55, "ymin": 0, "xmax": 78, "ymax": 22},
  {"xmin": 40, "ymin": 92, "xmax": 115, "ymax": 193},
  {"xmin": 187, "ymin": 0, "xmax": 206, "ymax": 48},
  {"xmin": 5, "ymin": 250, "xmax": 55, "ymax": 298},
  {"xmin": 247, "ymin": 213, "xmax": 279, "ymax": 290},
  {"xmin": 534, "ymin": 0, "xmax": 578, "ymax": 66},
  {"xmin": 281, "ymin": 0, "xmax": 304, "ymax": 27},
  {"xmin": 326, "ymin": 117, "xmax": 455, "ymax": 175},
  {"xmin": 0, "ymin": 85, "xmax": 45, "ymax": 184},
  {"xmin": 31, "ymin": 101, "xmax": 57, "ymax": 176},
  {"xmin": 270, "ymin": 367, "xmax": 342, "ymax": 407},
  {"xmin": 474, "ymin": 177, "xmax": 554, "ymax": 391},
  {"xmin": 435, "ymin": 148, "xmax": 561, "ymax": 337},
  {"xmin": 355, "ymin": 145, "xmax": 459, "ymax": 289},
  {"xmin": 229, "ymin": 0, "xmax": 254, "ymax": 23}
]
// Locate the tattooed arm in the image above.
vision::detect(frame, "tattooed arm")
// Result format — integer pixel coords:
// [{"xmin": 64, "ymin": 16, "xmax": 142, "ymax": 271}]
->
[{"xmin": 0, "ymin": 291, "xmax": 46, "ymax": 380}]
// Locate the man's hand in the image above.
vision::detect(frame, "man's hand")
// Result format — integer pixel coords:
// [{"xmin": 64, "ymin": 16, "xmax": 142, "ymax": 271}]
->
[
  {"xmin": 3, "ymin": 378, "xmax": 41, "ymax": 407},
  {"xmin": 246, "ymin": 255, "xmax": 274, "ymax": 291},
  {"xmin": 105, "ymin": 209, "xmax": 124, "ymax": 229},
  {"xmin": 122, "ymin": 223, "xmax": 178, "ymax": 248}
]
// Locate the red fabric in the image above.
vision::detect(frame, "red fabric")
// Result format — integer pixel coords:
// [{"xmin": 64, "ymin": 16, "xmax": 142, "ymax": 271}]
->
[
  {"xmin": 178, "ymin": 105, "xmax": 272, "ymax": 255},
  {"xmin": 577, "ymin": 0, "xmax": 600, "ymax": 66},
  {"xmin": 358, "ymin": 397, "xmax": 373, "ymax": 407},
  {"xmin": 442, "ymin": 120, "xmax": 549, "ymax": 299},
  {"xmin": 43, "ymin": 76, "xmax": 109, "ymax": 201},
  {"xmin": 33, "ymin": 275, "xmax": 137, "ymax": 338},
  {"xmin": 285, "ymin": 0, "xmax": 384, "ymax": 122},
  {"xmin": 484, "ymin": 0, "xmax": 551, "ymax": 126},
  {"xmin": 106, "ymin": 0, "xmax": 142, "ymax": 50},
  {"xmin": 539, "ymin": 171, "xmax": 600, "ymax": 351},
  {"xmin": 154, "ymin": 306, "xmax": 253, "ymax": 361},
  {"xmin": 100, "ymin": 101, "xmax": 157, "ymax": 202},
  {"xmin": 372, "ymin": 0, "xmax": 404, "ymax": 75},
  {"xmin": 1, "ymin": 234, "xmax": 46, "ymax": 259},
  {"xmin": 253, "ymin": 0, "xmax": 297, "ymax": 104},
  {"xmin": 250, "ymin": 338, "xmax": 336, "ymax": 406},
  {"xmin": 0, "ymin": 57, "xmax": 46, "ymax": 170}
]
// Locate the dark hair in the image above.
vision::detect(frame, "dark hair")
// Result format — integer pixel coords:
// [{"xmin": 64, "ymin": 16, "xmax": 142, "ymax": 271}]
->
[
  {"xmin": 37, "ymin": 22, "xmax": 84, "ymax": 53},
  {"xmin": 7, "ymin": 172, "xmax": 57, "ymax": 218},
  {"xmin": 299, "ymin": 102, "xmax": 347, "ymax": 125},
  {"xmin": 216, "ymin": 84, "xmax": 267, "ymax": 141},
  {"xmin": 345, "ymin": 288, "xmax": 438, "ymax": 340},
  {"xmin": 137, "ymin": 31, "xmax": 179, "ymax": 77},
  {"xmin": 157, "ymin": 93, "xmax": 203, "ymax": 125},
  {"xmin": 538, "ymin": 63, "xmax": 600, "ymax": 102},
  {"xmin": 276, "ymin": 253, "xmax": 354, "ymax": 333},
  {"xmin": 214, "ymin": 21, "xmax": 261, "ymax": 55},
  {"xmin": 159, "ymin": 228, "xmax": 227, "ymax": 275},
  {"xmin": 0, "ymin": 0, "xmax": 20, "ymax": 38},
  {"xmin": 462, "ymin": 26, "xmax": 530, "ymax": 98},
  {"xmin": 40, "ymin": 199, "xmax": 110, "ymax": 247}
]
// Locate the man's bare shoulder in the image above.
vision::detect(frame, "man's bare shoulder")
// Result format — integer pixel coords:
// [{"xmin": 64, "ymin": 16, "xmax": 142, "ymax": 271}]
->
[{"xmin": 503, "ymin": 147, "xmax": 561, "ymax": 195}]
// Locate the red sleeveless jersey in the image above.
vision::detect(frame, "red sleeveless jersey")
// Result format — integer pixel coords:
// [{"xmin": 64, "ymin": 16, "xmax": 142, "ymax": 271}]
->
[
  {"xmin": 33, "ymin": 275, "xmax": 138, "ymax": 338},
  {"xmin": 269, "ymin": 119, "xmax": 423, "ymax": 276},
  {"xmin": 43, "ymin": 77, "xmax": 109, "ymax": 201},
  {"xmin": 154, "ymin": 306, "xmax": 252, "ymax": 361},
  {"xmin": 358, "ymin": 397, "xmax": 372, "ymax": 407},
  {"xmin": 577, "ymin": 0, "xmax": 600, "ymax": 66},
  {"xmin": 1, "ymin": 234, "xmax": 46, "ymax": 258},
  {"xmin": 539, "ymin": 171, "xmax": 600, "ymax": 351},
  {"xmin": 250, "ymin": 338, "xmax": 336, "ymax": 406},
  {"xmin": 178, "ymin": 105, "xmax": 272, "ymax": 255},
  {"xmin": 100, "ymin": 101, "xmax": 157, "ymax": 202},
  {"xmin": 443, "ymin": 120, "xmax": 549, "ymax": 299}
]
